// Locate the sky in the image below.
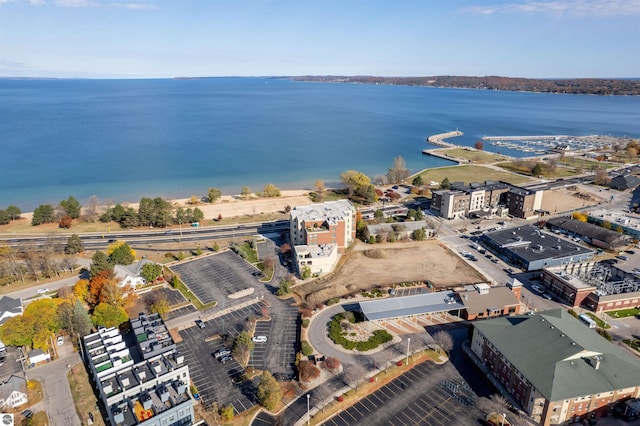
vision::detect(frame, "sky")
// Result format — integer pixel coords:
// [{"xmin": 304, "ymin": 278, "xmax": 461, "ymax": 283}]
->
[{"xmin": 1, "ymin": 0, "xmax": 639, "ymax": 79}]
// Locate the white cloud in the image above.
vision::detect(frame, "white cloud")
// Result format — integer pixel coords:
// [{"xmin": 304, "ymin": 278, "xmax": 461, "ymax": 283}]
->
[
  {"xmin": 115, "ymin": 2, "xmax": 156, "ymax": 10},
  {"xmin": 464, "ymin": 0, "xmax": 640, "ymax": 17},
  {"xmin": 54, "ymin": 0, "xmax": 99, "ymax": 7}
]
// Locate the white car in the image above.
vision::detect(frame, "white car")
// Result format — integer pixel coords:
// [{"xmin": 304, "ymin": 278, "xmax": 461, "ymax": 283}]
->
[
  {"xmin": 57, "ymin": 336, "xmax": 64, "ymax": 346},
  {"xmin": 531, "ymin": 285, "xmax": 545, "ymax": 294},
  {"xmin": 36, "ymin": 288, "xmax": 49, "ymax": 295},
  {"xmin": 252, "ymin": 336, "xmax": 267, "ymax": 343}
]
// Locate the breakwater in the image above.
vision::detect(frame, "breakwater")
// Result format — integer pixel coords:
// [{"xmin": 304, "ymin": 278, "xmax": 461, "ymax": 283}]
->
[{"xmin": 427, "ymin": 130, "xmax": 464, "ymax": 147}]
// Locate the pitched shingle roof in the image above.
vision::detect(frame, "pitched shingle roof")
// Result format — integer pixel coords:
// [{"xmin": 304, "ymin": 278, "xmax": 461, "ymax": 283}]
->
[{"xmin": 474, "ymin": 309, "xmax": 640, "ymax": 401}]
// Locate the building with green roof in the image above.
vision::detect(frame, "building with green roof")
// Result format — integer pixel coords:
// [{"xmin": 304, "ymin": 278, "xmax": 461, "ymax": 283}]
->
[{"xmin": 470, "ymin": 309, "xmax": 640, "ymax": 425}]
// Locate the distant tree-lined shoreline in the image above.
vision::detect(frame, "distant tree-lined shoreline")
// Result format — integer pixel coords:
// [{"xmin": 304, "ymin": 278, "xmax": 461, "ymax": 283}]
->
[{"xmin": 286, "ymin": 75, "xmax": 640, "ymax": 96}]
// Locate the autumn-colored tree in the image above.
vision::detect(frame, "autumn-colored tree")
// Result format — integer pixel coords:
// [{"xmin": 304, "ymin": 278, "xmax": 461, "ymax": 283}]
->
[
  {"xmin": 99, "ymin": 279, "xmax": 124, "ymax": 306},
  {"xmin": 59, "ymin": 215, "xmax": 73, "ymax": 229},
  {"xmin": 572, "ymin": 212, "xmax": 589, "ymax": 222},
  {"xmin": 147, "ymin": 293, "xmax": 170, "ymax": 318},
  {"xmin": 88, "ymin": 270, "xmax": 113, "ymax": 307},
  {"xmin": 474, "ymin": 140, "xmax": 484, "ymax": 150},
  {"xmin": 280, "ymin": 243, "xmax": 291, "ymax": 254},
  {"xmin": 322, "ymin": 357, "xmax": 341, "ymax": 374},
  {"xmin": 91, "ymin": 303, "xmax": 129, "ymax": 328},
  {"xmin": 298, "ymin": 360, "xmax": 320, "ymax": 382},
  {"xmin": 107, "ymin": 241, "xmax": 136, "ymax": 265},
  {"xmin": 0, "ymin": 315, "xmax": 33, "ymax": 347},
  {"xmin": 262, "ymin": 183, "xmax": 281, "ymax": 198},
  {"xmin": 73, "ymin": 279, "xmax": 89, "ymax": 302},
  {"xmin": 56, "ymin": 285, "xmax": 74, "ymax": 301},
  {"xmin": 315, "ymin": 180, "xmax": 325, "ymax": 201},
  {"xmin": 257, "ymin": 371, "xmax": 282, "ymax": 411}
]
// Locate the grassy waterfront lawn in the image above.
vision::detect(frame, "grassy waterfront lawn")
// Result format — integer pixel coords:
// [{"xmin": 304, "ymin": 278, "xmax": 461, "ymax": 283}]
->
[
  {"xmin": 439, "ymin": 148, "xmax": 509, "ymax": 164},
  {"xmin": 415, "ymin": 165, "xmax": 533, "ymax": 186}
]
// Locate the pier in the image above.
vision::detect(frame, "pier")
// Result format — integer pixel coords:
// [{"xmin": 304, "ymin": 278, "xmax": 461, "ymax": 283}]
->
[{"xmin": 426, "ymin": 130, "xmax": 464, "ymax": 148}]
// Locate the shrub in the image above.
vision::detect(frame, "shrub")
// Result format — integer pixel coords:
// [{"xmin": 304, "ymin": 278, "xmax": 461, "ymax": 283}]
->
[
  {"xmin": 326, "ymin": 298, "xmax": 340, "ymax": 306},
  {"xmin": 396, "ymin": 360, "xmax": 403, "ymax": 366},
  {"xmin": 322, "ymin": 357, "xmax": 341, "ymax": 373},
  {"xmin": 298, "ymin": 360, "xmax": 320, "ymax": 382},
  {"xmin": 302, "ymin": 319, "xmax": 310, "ymax": 328},
  {"xmin": 301, "ymin": 341, "xmax": 314, "ymax": 356},
  {"xmin": 337, "ymin": 396, "xmax": 344, "ymax": 402},
  {"xmin": 327, "ymin": 315, "xmax": 393, "ymax": 351}
]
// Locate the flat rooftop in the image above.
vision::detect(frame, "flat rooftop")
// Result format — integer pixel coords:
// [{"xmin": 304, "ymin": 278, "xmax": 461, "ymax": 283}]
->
[
  {"xmin": 359, "ymin": 291, "xmax": 464, "ymax": 321},
  {"xmin": 484, "ymin": 225, "xmax": 594, "ymax": 262},
  {"xmin": 543, "ymin": 267, "xmax": 596, "ymax": 290},
  {"xmin": 290, "ymin": 200, "xmax": 354, "ymax": 226}
]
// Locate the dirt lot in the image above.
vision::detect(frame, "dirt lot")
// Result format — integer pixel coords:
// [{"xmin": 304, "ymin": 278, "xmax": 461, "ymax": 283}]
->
[
  {"xmin": 298, "ymin": 239, "xmax": 485, "ymax": 305},
  {"xmin": 540, "ymin": 186, "xmax": 604, "ymax": 214}
]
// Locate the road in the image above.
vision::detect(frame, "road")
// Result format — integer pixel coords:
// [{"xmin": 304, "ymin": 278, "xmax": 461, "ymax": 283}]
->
[{"xmin": 0, "ymin": 220, "xmax": 290, "ymax": 249}]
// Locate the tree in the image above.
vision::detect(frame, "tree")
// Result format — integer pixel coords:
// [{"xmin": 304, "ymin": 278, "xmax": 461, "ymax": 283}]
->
[
  {"xmin": 206, "ymin": 187, "xmax": 222, "ymax": 203},
  {"xmin": 91, "ymin": 303, "xmax": 129, "ymax": 328},
  {"xmin": 241, "ymin": 186, "xmax": 252, "ymax": 200},
  {"xmin": 572, "ymin": 212, "xmax": 588, "ymax": 222},
  {"xmin": 413, "ymin": 228, "xmax": 427, "ymax": 241},
  {"xmin": 474, "ymin": 140, "xmax": 484, "ymax": 150},
  {"xmin": 322, "ymin": 357, "xmax": 341, "ymax": 374},
  {"xmin": 108, "ymin": 241, "xmax": 136, "ymax": 265},
  {"xmin": 0, "ymin": 315, "xmax": 34, "ymax": 347},
  {"xmin": 257, "ymin": 370, "xmax": 282, "ymax": 411},
  {"xmin": 32, "ymin": 204, "xmax": 54, "ymax": 226},
  {"xmin": 220, "ymin": 405, "xmax": 234, "ymax": 422},
  {"xmin": 64, "ymin": 234, "xmax": 84, "ymax": 254},
  {"xmin": 594, "ymin": 169, "xmax": 611, "ymax": 186},
  {"xmin": 342, "ymin": 363, "xmax": 365, "ymax": 391},
  {"xmin": 138, "ymin": 197, "xmax": 173, "ymax": 227},
  {"xmin": 411, "ymin": 175, "xmax": 424, "ymax": 187},
  {"xmin": 71, "ymin": 299, "xmax": 93, "ymax": 336},
  {"xmin": 0, "ymin": 210, "xmax": 9, "ymax": 225},
  {"xmin": 5, "ymin": 205, "xmax": 21, "ymax": 221},
  {"xmin": 340, "ymin": 170, "xmax": 371, "ymax": 197},
  {"xmin": 90, "ymin": 251, "xmax": 112, "ymax": 279},
  {"xmin": 73, "ymin": 279, "xmax": 89, "ymax": 302},
  {"xmin": 301, "ymin": 265, "xmax": 311, "ymax": 280},
  {"xmin": 387, "ymin": 156, "xmax": 410, "ymax": 184},
  {"xmin": 262, "ymin": 183, "xmax": 281, "ymax": 198},
  {"xmin": 531, "ymin": 162, "xmax": 543, "ymax": 176},
  {"xmin": 83, "ymin": 195, "xmax": 100, "ymax": 222},
  {"xmin": 141, "ymin": 263, "xmax": 163, "ymax": 283},
  {"xmin": 440, "ymin": 177, "xmax": 450, "ymax": 190},
  {"xmin": 232, "ymin": 331, "xmax": 254, "ymax": 367},
  {"xmin": 60, "ymin": 196, "xmax": 81, "ymax": 219},
  {"xmin": 432, "ymin": 330, "xmax": 454, "ymax": 354},
  {"xmin": 147, "ymin": 293, "xmax": 170, "ymax": 318},
  {"xmin": 277, "ymin": 277, "xmax": 293, "ymax": 296},
  {"xmin": 88, "ymin": 270, "xmax": 113, "ymax": 307},
  {"xmin": 298, "ymin": 360, "xmax": 320, "ymax": 382},
  {"xmin": 59, "ymin": 215, "xmax": 73, "ymax": 229},
  {"xmin": 314, "ymin": 180, "xmax": 325, "ymax": 201}
]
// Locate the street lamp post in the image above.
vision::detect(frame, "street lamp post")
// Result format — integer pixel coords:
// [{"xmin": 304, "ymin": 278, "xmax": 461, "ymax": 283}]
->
[
  {"xmin": 406, "ymin": 338, "xmax": 411, "ymax": 365},
  {"xmin": 501, "ymin": 413, "xmax": 507, "ymax": 426},
  {"xmin": 307, "ymin": 393, "xmax": 310, "ymax": 425}
]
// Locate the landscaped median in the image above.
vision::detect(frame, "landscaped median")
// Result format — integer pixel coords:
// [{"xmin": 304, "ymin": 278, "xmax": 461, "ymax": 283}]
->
[{"xmin": 328, "ymin": 312, "xmax": 392, "ymax": 351}]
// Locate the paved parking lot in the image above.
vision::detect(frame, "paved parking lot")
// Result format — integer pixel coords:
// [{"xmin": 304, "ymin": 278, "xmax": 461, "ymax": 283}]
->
[
  {"xmin": 177, "ymin": 303, "xmax": 265, "ymax": 414},
  {"xmin": 321, "ymin": 362, "xmax": 484, "ymax": 426},
  {"xmin": 262, "ymin": 300, "xmax": 299, "ymax": 380},
  {"xmin": 171, "ymin": 250, "xmax": 261, "ymax": 308},
  {"xmin": 156, "ymin": 287, "xmax": 187, "ymax": 306},
  {"xmin": 164, "ymin": 304, "xmax": 197, "ymax": 321}
]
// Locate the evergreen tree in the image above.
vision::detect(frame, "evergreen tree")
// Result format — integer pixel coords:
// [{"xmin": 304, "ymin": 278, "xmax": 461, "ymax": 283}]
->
[
  {"xmin": 90, "ymin": 251, "xmax": 112, "ymax": 279},
  {"xmin": 65, "ymin": 234, "xmax": 84, "ymax": 254},
  {"xmin": 0, "ymin": 210, "xmax": 9, "ymax": 225},
  {"xmin": 5, "ymin": 205, "xmax": 21, "ymax": 220},
  {"xmin": 412, "ymin": 175, "xmax": 424, "ymax": 187},
  {"xmin": 60, "ymin": 195, "xmax": 81, "ymax": 219},
  {"xmin": 32, "ymin": 204, "xmax": 54, "ymax": 226},
  {"xmin": 440, "ymin": 177, "xmax": 451, "ymax": 190},
  {"xmin": 109, "ymin": 242, "xmax": 135, "ymax": 265},
  {"xmin": 72, "ymin": 300, "xmax": 93, "ymax": 336}
]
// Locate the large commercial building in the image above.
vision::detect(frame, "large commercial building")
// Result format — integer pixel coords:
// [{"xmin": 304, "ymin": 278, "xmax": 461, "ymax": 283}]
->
[
  {"xmin": 546, "ymin": 217, "xmax": 630, "ymax": 250},
  {"xmin": 83, "ymin": 313, "xmax": 193, "ymax": 426},
  {"xmin": 430, "ymin": 181, "xmax": 543, "ymax": 220},
  {"xmin": 470, "ymin": 310, "xmax": 640, "ymax": 425},
  {"xmin": 481, "ymin": 225, "xmax": 594, "ymax": 271},
  {"xmin": 290, "ymin": 200, "xmax": 356, "ymax": 276}
]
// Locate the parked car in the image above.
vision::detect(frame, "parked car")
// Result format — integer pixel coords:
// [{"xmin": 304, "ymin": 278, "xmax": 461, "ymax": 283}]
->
[
  {"xmin": 531, "ymin": 285, "xmax": 545, "ymax": 294},
  {"xmin": 542, "ymin": 293, "xmax": 553, "ymax": 300},
  {"xmin": 22, "ymin": 410, "xmax": 33, "ymax": 419},
  {"xmin": 195, "ymin": 320, "xmax": 205, "ymax": 329},
  {"xmin": 616, "ymin": 255, "xmax": 628, "ymax": 261},
  {"xmin": 36, "ymin": 288, "xmax": 49, "ymax": 295},
  {"xmin": 214, "ymin": 349, "xmax": 231, "ymax": 359},
  {"xmin": 57, "ymin": 336, "xmax": 64, "ymax": 345},
  {"xmin": 219, "ymin": 355, "xmax": 233, "ymax": 364},
  {"xmin": 252, "ymin": 336, "xmax": 267, "ymax": 343}
]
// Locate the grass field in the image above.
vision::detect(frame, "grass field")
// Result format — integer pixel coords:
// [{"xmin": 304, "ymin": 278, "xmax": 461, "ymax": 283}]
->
[
  {"xmin": 415, "ymin": 165, "xmax": 533, "ymax": 186},
  {"xmin": 439, "ymin": 148, "xmax": 509, "ymax": 164},
  {"xmin": 606, "ymin": 307, "xmax": 640, "ymax": 318},
  {"xmin": 496, "ymin": 162, "xmax": 580, "ymax": 178}
]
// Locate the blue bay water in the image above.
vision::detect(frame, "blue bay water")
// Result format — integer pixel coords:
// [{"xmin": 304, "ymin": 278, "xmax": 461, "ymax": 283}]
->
[{"xmin": 1, "ymin": 78, "xmax": 639, "ymax": 211}]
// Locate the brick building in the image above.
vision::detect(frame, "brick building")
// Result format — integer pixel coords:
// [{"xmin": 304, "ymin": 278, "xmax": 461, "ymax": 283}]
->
[
  {"xmin": 290, "ymin": 200, "xmax": 356, "ymax": 253},
  {"xmin": 470, "ymin": 310, "xmax": 640, "ymax": 425}
]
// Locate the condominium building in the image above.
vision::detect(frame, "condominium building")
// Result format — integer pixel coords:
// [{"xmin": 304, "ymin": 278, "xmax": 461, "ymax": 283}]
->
[
  {"xmin": 469, "ymin": 310, "xmax": 640, "ymax": 425},
  {"xmin": 290, "ymin": 200, "xmax": 356, "ymax": 252},
  {"xmin": 83, "ymin": 314, "xmax": 193, "ymax": 426},
  {"xmin": 430, "ymin": 181, "xmax": 542, "ymax": 219}
]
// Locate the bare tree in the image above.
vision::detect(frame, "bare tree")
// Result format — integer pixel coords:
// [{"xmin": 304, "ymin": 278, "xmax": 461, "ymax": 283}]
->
[
  {"xmin": 432, "ymin": 330, "xmax": 454, "ymax": 354},
  {"xmin": 314, "ymin": 385, "xmax": 333, "ymax": 413},
  {"xmin": 84, "ymin": 195, "xmax": 101, "ymax": 222},
  {"xmin": 387, "ymin": 156, "xmax": 410, "ymax": 184},
  {"xmin": 342, "ymin": 363, "xmax": 366, "ymax": 391}
]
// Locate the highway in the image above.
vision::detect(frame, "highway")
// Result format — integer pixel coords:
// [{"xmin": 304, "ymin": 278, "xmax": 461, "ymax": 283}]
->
[{"xmin": 0, "ymin": 220, "xmax": 290, "ymax": 249}]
